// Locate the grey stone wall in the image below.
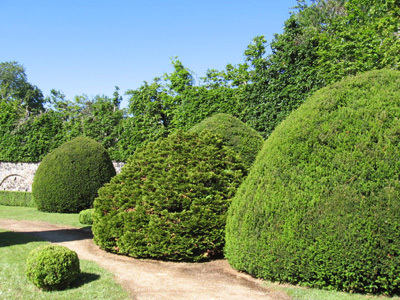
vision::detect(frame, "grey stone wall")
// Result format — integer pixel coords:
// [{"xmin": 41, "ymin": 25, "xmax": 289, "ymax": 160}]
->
[{"xmin": 0, "ymin": 161, "xmax": 125, "ymax": 192}]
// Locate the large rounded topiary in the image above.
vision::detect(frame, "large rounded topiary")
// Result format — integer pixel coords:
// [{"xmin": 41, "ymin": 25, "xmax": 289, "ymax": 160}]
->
[
  {"xmin": 32, "ymin": 137, "xmax": 116, "ymax": 213},
  {"xmin": 93, "ymin": 130, "xmax": 246, "ymax": 261},
  {"xmin": 225, "ymin": 70, "xmax": 400, "ymax": 295},
  {"xmin": 26, "ymin": 245, "xmax": 80, "ymax": 291},
  {"xmin": 189, "ymin": 113, "xmax": 264, "ymax": 169}
]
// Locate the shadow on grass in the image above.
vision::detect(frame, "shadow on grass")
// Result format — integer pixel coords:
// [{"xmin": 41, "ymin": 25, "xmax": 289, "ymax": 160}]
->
[
  {"xmin": 0, "ymin": 227, "xmax": 93, "ymax": 247},
  {"xmin": 68, "ymin": 272, "xmax": 101, "ymax": 289}
]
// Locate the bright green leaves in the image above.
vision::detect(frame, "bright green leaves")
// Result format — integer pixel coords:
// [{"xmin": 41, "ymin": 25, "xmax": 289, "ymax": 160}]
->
[
  {"xmin": 93, "ymin": 130, "xmax": 247, "ymax": 261},
  {"xmin": 225, "ymin": 70, "xmax": 400, "ymax": 295}
]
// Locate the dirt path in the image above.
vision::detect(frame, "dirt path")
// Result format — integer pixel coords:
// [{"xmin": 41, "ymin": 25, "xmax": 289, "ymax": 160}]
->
[{"xmin": 0, "ymin": 219, "xmax": 290, "ymax": 300}]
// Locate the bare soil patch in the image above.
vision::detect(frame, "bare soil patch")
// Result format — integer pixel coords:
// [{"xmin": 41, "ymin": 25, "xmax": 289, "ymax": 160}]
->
[{"xmin": 0, "ymin": 219, "xmax": 290, "ymax": 300}]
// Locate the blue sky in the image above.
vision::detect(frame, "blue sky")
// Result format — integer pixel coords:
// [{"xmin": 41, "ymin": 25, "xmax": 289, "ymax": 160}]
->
[{"xmin": 1, "ymin": 1, "xmax": 297, "ymax": 108}]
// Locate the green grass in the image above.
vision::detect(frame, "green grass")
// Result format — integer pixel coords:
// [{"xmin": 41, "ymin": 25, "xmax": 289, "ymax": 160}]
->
[
  {"xmin": 0, "ymin": 229, "xmax": 130, "ymax": 300},
  {"xmin": 0, "ymin": 205, "xmax": 84, "ymax": 228}
]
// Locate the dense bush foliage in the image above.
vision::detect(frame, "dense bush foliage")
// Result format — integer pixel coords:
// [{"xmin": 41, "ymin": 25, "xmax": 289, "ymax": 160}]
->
[
  {"xmin": 26, "ymin": 245, "xmax": 80, "ymax": 291},
  {"xmin": 79, "ymin": 208, "xmax": 94, "ymax": 225},
  {"xmin": 225, "ymin": 70, "xmax": 400, "ymax": 295},
  {"xmin": 0, "ymin": 191, "xmax": 34, "ymax": 207},
  {"xmin": 32, "ymin": 137, "xmax": 116, "ymax": 213},
  {"xmin": 190, "ymin": 113, "xmax": 263, "ymax": 169},
  {"xmin": 93, "ymin": 130, "xmax": 247, "ymax": 261}
]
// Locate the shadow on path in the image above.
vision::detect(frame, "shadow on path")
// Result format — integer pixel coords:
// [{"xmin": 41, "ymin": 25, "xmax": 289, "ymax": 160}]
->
[{"xmin": 21, "ymin": 227, "xmax": 93, "ymax": 243}]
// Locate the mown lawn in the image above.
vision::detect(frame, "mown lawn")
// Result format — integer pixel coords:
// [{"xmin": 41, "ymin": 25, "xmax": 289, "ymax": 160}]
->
[{"xmin": 0, "ymin": 205, "xmax": 83, "ymax": 227}]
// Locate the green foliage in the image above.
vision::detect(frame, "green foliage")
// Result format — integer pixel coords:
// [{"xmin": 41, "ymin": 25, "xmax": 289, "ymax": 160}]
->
[
  {"xmin": 0, "ymin": 61, "xmax": 44, "ymax": 112},
  {"xmin": 79, "ymin": 208, "xmax": 94, "ymax": 225},
  {"xmin": 32, "ymin": 137, "xmax": 116, "ymax": 213},
  {"xmin": 248, "ymin": 0, "xmax": 400, "ymax": 138},
  {"xmin": 189, "ymin": 113, "xmax": 264, "ymax": 169},
  {"xmin": 225, "ymin": 69, "xmax": 400, "ymax": 295},
  {"xmin": 0, "ymin": 191, "xmax": 34, "ymax": 207},
  {"xmin": 93, "ymin": 130, "xmax": 247, "ymax": 261},
  {"xmin": 26, "ymin": 245, "xmax": 80, "ymax": 291}
]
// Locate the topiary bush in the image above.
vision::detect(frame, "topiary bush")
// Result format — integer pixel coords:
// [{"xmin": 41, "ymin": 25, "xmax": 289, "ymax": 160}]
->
[
  {"xmin": 225, "ymin": 70, "xmax": 400, "ymax": 295},
  {"xmin": 189, "ymin": 113, "xmax": 264, "ymax": 169},
  {"xmin": 26, "ymin": 245, "xmax": 80, "ymax": 291},
  {"xmin": 93, "ymin": 130, "xmax": 247, "ymax": 261},
  {"xmin": 32, "ymin": 137, "xmax": 116, "ymax": 213},
  {"xmin": 79, "ymin": 208, "xmax": 94, "ymax": 225}
]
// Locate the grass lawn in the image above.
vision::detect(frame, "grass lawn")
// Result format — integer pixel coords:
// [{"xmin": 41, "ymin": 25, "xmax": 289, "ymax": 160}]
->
[
  {"xmin": 0, "ymin": 205, "xmax": 84, "ymax": 228},
  {"xmin": 0, "ymin": 229, "xmax": 130, "ymax": 300}
]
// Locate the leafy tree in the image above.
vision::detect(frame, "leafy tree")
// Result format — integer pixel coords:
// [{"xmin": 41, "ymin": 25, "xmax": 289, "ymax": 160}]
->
[{"xmin": 0, "ymin": 61, "xmax": 45, "ymax": 113}]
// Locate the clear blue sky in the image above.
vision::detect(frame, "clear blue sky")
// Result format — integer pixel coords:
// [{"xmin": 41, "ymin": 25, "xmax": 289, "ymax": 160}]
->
[{"xmin": 1, "ymin": 0, "xmax": 297, "ymax": 108}]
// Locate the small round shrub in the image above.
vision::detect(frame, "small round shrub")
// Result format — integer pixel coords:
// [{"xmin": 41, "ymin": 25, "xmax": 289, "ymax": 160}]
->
[
  {"xmin": 32, "ymin": 137, "xmax": 116, "ymax": 213},
  {"xmin": 26, "ymin": 245, "xmax": 80, "ymax": 291},
  {"xmin": 93, "ymin": 130, "xmax": 247, "ymax": 261},
  {"xmin": 190, "ymin": 113, "xmax": 264, "ymax": 169},
  {"xmin": 225, "ymin": 70, "xmax": 400, "ymax": 295},
  {"xmin": 79, "ymin": 208, "xmax": 94, "ymax": 225}
]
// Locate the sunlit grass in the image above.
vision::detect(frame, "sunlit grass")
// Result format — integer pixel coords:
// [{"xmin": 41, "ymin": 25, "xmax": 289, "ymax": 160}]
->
[
  {"xmin": 0, "ymin": 229, "xmax": 130, "ymax": 300},
  {"xmin": 0, "ymin": 205, "xmax": 84, "ymax": 228}
]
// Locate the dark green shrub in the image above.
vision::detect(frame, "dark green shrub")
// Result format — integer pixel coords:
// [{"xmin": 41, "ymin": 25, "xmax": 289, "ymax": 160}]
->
[
  {"xmin": 79, "ymin": 208, "xmax": 94, "ymax": 225},
  {"xmin": 93, "ymin": 130, "xmax": 246, "ymax": 261},
  {"xmin": 225, "ymin": 70, "xmax": 400, "ymax": 295},
  {"xmin": 26, "ymin": 245, "xmax": 80, "ymax": 291},
  {"xmin": 0, "ymin": 191, "xmax": 34, "ymax": 207},
  {"xmin": 189, "ymin": 113, "xmax": 264, "ymax": 169},
  {"xmin": 32, "ymin": 137, "xmax": 116, "ymax": 213}
]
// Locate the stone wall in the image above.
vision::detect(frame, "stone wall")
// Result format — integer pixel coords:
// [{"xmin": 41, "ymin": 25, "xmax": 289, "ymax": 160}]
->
[{"xmin": 0, "ymin": 161, "xmax": 125, "ymax": 192}]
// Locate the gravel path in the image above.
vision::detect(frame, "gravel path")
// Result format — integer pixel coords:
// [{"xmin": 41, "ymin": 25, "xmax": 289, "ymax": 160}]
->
[{"xmin": 0, "ymin": 219, "xmax": 290, "ymax": 300}]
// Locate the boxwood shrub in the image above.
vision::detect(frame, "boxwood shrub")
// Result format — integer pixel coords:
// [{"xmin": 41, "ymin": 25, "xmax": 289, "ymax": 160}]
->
[
  {"xmin": 79, "ymin": 208, "xmax": 94, "ymax": 225},
  {"xmin": 189, "ymin": 113, "xmax": 264, "ymax": 169},
  {"xmin": 93, "ymin": 130, "xmax": 246, "ymax": 261},
  {"xmin": 32, "ymin": 137, "xmax": 116, "ymax": 213},
  {"xmin": 26, "ymin": 245, "xmax": 80, "ymax": 291},
  {"xmin": 225, "ymin": 70, "xmax": 400, "ymax": 295}
]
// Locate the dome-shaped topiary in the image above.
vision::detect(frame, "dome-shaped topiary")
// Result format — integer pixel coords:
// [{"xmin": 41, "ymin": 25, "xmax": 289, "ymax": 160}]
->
[
  {"xmin": 26, "ymin": 245, "xmax": 80, "ymax": 291},
  {"xmin": 189, "ymin": 113, "xmax": 264, "ymax": 169},
  {"xmin": 93, "ymin": 130, "xmax": 247, "ymax": 261},
  {"xmin": 225, "ymin": 70, "xmax": 400, "ymax": 295},
  {"xmin": 32, "ymin": 137, "xmax": 116, "ymax": 213},
  {"xmin": 79, "ymin": 208, "xmax": 94, "ymax": 225}
]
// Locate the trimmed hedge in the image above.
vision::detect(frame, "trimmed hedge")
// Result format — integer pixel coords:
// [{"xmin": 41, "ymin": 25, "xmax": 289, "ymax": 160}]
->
[
  {"xmin": 0, "ymin": 191, "xmax": 34, "ymax": 207},
  {"xmin": 225, "ymin": 70, "xmax": 400, "ymax": 295},
  {"xmin": 189, "ymin": 113, "xmax": 264, "ymax": 169},
  {"xmin": 26, "ymin": 245, "xmax": 80, "ymax": 291},
  {"xmin": 93, "ymin": 130, "xmax": 247, "ymax": 261},
  {"xmin": 32, "ymin": 137, "xmax": 116, "ymax": 213}
]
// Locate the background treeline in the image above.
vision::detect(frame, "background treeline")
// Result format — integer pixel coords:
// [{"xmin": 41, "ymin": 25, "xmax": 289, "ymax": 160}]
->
[{"xmin": 1, "ymin": 0, "xmax": 399, "ymax": 162}]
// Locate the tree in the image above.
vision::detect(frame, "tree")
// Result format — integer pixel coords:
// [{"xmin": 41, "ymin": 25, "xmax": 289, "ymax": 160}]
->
[{"xmin": 0, "ymin": 61, "xmax": 45, "ymax": 112}]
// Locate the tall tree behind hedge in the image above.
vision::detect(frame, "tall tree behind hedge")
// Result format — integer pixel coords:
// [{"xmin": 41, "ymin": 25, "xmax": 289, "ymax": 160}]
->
[
  {"xmin": 250, "ymin": 0, "xmax": 400, "ymax": 137},
  {"xmin": 0, "ymin": 61, "xmax": 45, "ymax": 113}
]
